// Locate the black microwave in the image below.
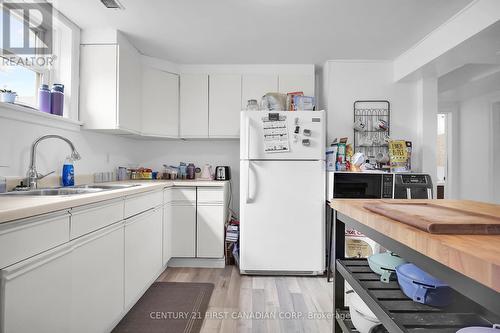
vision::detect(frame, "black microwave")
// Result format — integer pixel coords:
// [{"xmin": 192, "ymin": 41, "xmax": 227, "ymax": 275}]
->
[{"xmin": 327, "ymin": 172, "xmax": 433, "ymax": 200}]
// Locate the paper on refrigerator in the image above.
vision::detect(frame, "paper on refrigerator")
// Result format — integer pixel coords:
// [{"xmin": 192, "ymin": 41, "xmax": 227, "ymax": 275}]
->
[{"xmin": 262, "ymin": 115, "xmax": 290, "ymax": 153}]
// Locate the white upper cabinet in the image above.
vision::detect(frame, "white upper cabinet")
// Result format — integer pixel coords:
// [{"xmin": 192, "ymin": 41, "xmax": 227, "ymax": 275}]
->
[
  {"xmin": 117, "ymin": 36, "xmax": 142, "ymax": 133},
  {"xmin": 79, "ymin": 44, "xmax": 118, "ymax": 130},
  {"xmin": 209, "ymin": 74, "xmax": 242, "ymax": 138},
  {"xmin": 142, "ymin": 68, "xmax": 179, "ymax": 137},
  {"xmin": 278, "ymin": 74, "xmax": 315, "ymax": 97},
  {"xmin": 180, "ymin": 73, "xmax": 209, "ymax": 137},
  {"xmin": 241, "ymin": 74, "xmax": 279, "ymax": 109},
  {"xmin": 80, "ymin": 34, "xmax": 142, "ymax": 133}
]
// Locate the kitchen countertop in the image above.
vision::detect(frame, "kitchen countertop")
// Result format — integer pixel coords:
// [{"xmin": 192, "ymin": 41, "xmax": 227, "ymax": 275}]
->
[
  {"xmin": 330, "ymin": 199, "xmax": 500, "ymax": 293},
  {"xmin": 0, "ymin": 180, "xmax": 228, "ymax": 224}
]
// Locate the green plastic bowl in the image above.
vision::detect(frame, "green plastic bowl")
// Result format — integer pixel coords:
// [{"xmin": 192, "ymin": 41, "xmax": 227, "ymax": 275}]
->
[{"xmin": 368, "ymin": 252, "xmax": 407, "ymax": 283}]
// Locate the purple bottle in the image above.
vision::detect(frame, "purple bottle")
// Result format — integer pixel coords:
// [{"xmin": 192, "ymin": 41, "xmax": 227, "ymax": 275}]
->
[
  {"xmin": 187, "ymin": 163, "xmax": 196, "ymax": 180},
  {"xmin": 50, "ymin": 84, "xmax": 64, "ymax": 116},
  {"xmin": 38, "ymin": 84, "xmax": 51, "ymax": 113}
]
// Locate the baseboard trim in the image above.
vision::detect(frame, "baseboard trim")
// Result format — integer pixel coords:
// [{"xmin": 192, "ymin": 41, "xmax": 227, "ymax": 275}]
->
[{"xmin": 167, "ymin": 257, "xmax": 225, "ymax": 268}]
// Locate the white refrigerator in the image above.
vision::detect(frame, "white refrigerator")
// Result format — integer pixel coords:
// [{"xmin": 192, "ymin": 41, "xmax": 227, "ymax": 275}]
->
[{"xmin": 239, "ymin": 110, "xmax": 326, "ymax": 275}]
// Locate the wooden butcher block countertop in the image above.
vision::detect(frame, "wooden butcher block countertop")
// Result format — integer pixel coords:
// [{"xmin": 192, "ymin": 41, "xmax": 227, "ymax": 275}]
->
[{"xmin": 330, "ymin": 199, "xmax": 500, "ymax": 293}]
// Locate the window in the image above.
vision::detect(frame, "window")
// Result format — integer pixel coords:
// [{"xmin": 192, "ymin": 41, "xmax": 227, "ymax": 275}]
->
[{"xmin": 0, "ymin": 3, "xmax": 80, "ymax": 120}]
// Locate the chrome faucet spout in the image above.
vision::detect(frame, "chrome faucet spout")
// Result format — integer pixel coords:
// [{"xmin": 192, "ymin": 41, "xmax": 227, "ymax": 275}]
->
[{"xmin": 27, "ymin": 135, "xmax": 81, "ymax": 189}]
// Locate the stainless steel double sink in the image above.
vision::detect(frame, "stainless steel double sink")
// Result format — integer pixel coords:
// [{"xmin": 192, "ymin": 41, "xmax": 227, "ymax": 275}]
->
[{"xmin": 1, "ymin": 184, "xmax": 141, "ymax": 196}]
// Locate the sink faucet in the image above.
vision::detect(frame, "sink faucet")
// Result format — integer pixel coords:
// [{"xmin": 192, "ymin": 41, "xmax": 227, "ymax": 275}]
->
[{"xmin": 27, "ymin": 135, "xmax": 81, "ymax": 189}]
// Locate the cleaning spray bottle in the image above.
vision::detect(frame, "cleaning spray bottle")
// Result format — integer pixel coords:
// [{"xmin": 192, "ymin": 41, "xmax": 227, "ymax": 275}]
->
[{"xmin": 62, "ymin": 156, "xmax": 75, "ymax": 187}]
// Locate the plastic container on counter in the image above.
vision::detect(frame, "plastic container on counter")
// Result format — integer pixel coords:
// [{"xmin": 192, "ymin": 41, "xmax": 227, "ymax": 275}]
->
[
  {"xmin": 396, "ymin": 263, "xmax": 453, "ymax": 307},
  {"xmin": 368, "ymin": 252, "xmax": 407, "ymax": 283}
]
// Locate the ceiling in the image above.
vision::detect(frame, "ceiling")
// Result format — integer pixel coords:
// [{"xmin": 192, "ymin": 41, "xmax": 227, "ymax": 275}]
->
[{"xmin": 54, "ymin": 0, "xmax": 473, "ymax": 64}]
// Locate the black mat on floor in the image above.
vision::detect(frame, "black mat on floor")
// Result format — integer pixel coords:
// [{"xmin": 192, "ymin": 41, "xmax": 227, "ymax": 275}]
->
[{"xmin": 112, "ymin": 282, "xmax": 214, "ymax": 333}]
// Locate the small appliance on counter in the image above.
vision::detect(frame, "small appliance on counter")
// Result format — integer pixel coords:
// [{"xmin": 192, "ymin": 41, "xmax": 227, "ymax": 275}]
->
[
  {"xmin": 199, "ymin": 164, "xmax": 214, "ymax": 180},
  {"xmin": 215, "ymin": 166, "xmax": 231, "ymax": 180}
]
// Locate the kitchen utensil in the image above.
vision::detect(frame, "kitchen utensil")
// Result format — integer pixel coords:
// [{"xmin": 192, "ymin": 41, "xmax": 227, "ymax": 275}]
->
[
  {"xmin": 363, "ymin": 202, "xmax": 500, "ymax": 234},
  {"xmin": 377, "ymin": 119, "xmax": 389, "ymax": 131},
  {"xmin": 368, "ymin": 252, "xmax": 407, "ymax": 283},
  {"xmin": 199, "ymin": 164, "xmax": 214, "ymax": 180},
  {"xmin": 396, "ymin": 263, "xmax": 453, "ymax": 307},
  {"xmin": 354, "ymin": 118, "xmax": 367, "ymax": 132},
  {"xmin": 457, "ymin": 325, "xmax": 500, "ymax": 332},
  {"xmin": 215, "ymin": 166, "xmax": 231, "ymax": 180},
  {"xmin": 346, "ymin": 290, "xmax": 381, "ymax": 333}
]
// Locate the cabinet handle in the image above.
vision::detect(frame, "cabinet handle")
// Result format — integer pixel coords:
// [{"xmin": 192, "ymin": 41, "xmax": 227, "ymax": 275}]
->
[{"xmin": 3, "ymin": 246, "xmax": 72, "ymax": 280}]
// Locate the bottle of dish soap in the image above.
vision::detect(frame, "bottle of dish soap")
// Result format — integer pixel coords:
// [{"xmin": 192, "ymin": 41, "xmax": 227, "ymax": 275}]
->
[{"xmin": 62, "ymin": 157, "xmax": 75, "ymax": 187}]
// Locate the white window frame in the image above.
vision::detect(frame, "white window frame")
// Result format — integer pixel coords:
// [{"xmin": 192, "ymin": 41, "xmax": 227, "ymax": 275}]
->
[{"xmin": 0, "ymin": 4, "xmax": 81, "ymax": 125}]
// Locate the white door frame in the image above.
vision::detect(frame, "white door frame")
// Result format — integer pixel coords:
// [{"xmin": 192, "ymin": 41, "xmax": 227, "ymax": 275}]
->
[
  {"xmin": 437, "ymin": 106, "xmax": 456, "ymax": 199},
  {"xmin": 490, "ymin": 101, "xmax": 500, "ymax": 203}
]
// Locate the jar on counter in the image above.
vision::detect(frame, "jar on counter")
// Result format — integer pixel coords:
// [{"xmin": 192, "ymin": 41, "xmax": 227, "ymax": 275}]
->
[{"xmin": 187, "ymin": 163, "xmax": 196, "ymax": 179}]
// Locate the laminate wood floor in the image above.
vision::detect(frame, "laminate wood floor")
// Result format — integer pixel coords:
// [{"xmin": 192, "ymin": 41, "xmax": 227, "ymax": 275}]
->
[{"xmin": 156, "ymin": 266, "xmax": 334, "ymax": 333}]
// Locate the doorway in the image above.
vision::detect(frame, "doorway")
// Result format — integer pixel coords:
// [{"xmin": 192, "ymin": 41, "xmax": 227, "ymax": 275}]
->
[{"xmin": 436, "ymin": 113, "xmax": 450, "ymax": 199}]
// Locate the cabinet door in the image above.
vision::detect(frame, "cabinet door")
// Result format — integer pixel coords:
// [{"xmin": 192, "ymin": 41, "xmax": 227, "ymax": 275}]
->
[
  {"xmin": 142, "ymin": 68, "xmax": 179, "ymax": 137},
  {"xmin": 180, "ymin": 73, "xmax": 209, "ymax": 137},
  {"xmin": 124, "ymin": 208, "xmax": 163, "ymax": 307},
  {"xmin": 80, "ymin": 44, "xmax": 118, "ymax": 130},
  {"xmin": 209, "ymin": 74, "xmax": 242, "ymax": 137},
  {"xmin": 197, "ymin": 205, "xmax": 224, "ymax": 258},
  {"xmin": 117, "ymin": 39, "xmax": 142, "ymax": 133},
  {"xmin": 170, "ymin": 204, "xmax": 196, "ymax": 257},
  {"xmin": 71, "ymin": 223, "xmax": 124, "ymax": 333},
  {"xmin": 1, "ymin": 245, "xmax": 72, "ymax": 333},
  {"xmin": 241, "ymin": 74, "xmax": 278, "ymax": 109},
  {"xmin": 162, "ymin": 203, "xmax": 172, "ymax": 266},
  {"xmin": 278, "ymin": 74, "xmax": 315, "ymax": 96}
]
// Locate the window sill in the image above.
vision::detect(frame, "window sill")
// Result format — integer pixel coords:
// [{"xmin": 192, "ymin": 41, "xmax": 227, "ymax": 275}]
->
[{"xmin": 0, "ymin": 102, "xmax": 82, "ymax": 131}]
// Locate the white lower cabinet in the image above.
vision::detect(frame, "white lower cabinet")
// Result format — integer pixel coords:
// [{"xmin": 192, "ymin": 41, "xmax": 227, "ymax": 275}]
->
[
  {"xmin": 197, "ymin": 204, "xmax": 224, "ymax": 258},
  {"xmin": 170, "ymin": 204, "xmax": 196, "ymax": 257},
  {"xmin": 124, "ymin": 207, "xmax": 163, "ymax": 307},
  {"xmin": 162, "ymin": 203, "xmax": 172, "ymax": 266},
  {"xmin": 0, "ymin": 244, "xmax": 72, "ymax": 333},
  {"xmin": 71, "ymin": 222, "xmax": 124, "ymax": 333}
]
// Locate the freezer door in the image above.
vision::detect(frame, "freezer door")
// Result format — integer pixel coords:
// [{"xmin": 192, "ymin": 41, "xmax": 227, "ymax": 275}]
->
[
  {"xmin": 240, "ymin": 111, "xmax": 325, "ymax": 160},
  {"xmin": 240, "ymin": 160, "xmax": 325, "ymax": 273}
]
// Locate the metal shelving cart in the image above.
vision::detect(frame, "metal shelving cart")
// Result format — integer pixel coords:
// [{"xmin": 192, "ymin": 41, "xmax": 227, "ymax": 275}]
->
[{"xmin": 331, "ymin": 210, "xmax": 500, "ymax": 332}]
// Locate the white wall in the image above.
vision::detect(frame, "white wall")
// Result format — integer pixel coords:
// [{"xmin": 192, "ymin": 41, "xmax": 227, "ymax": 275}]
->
[
  {"xmin": 322, "ymin": 61, "xmax": 422, "ymax": 171},
  {"xmin": 447, "ymin": 91, "xmax": 500, "ymax": 203},
  {"xmin": 0, "ymin": 114, "xmax": 139, "ymax": 180},
  {"xmin": 136, "ymin": 140, "xmax": 240, "ymax": 214}
]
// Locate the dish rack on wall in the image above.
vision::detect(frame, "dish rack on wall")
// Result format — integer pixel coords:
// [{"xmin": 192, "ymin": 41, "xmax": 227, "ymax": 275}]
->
[{"xmin": 353, "ymin": 100, "xmax": 390, "ymax": 160}]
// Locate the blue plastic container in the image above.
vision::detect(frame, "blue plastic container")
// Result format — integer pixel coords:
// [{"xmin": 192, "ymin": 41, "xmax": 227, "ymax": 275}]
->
[{"xmin": 396, "ymin": 263, "xmax": 453, "ymax": 307}]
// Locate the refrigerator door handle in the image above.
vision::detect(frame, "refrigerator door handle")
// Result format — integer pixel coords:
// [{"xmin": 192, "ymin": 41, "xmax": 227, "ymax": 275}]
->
[
  {"xmin": 245, "ymin": 117, "xmax": 250, "ymax": 159},
  {"xmin": 246, "ymin": 161, "xmax": 252, "ymax": 203}
]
